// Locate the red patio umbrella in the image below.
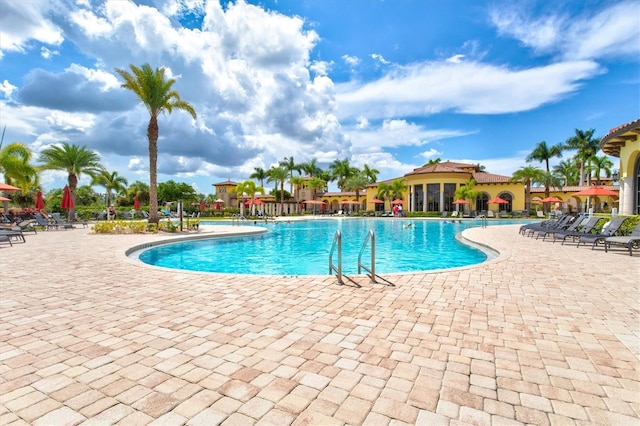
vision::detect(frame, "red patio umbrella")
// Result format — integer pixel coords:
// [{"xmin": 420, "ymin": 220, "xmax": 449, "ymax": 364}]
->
[
  {"xmin": 540, "ymin": 196, "xmax": 563, "ymax": 203},
  {"xmin": 0, "ymin": 183, "xmax": 20, "ymax": 191},
  {"xmin": 35, "ymin": 191, "xmax": 45, "ymax": 210},
  {"xmin": 452, "ymin": 199, "xmax": 469, "ymax": 204},
  {"xmin": 253, "ymin": 198, "xmax": 264, "ymax": 205},
  {"xmin": 200, "ymin": 201, "xmax": 206, "ymax": 211},
  {"xmin": 572, "ymin": 186, "xmax": 618, "ymax": 213},
  {"xmin": 61, "ymin": 185, "xmax": 74, "ymax": 210},
  {"xmin": 488, "ymin": 197, "xmax": 508, "ymax": 204},
  {"xmin": 370, "ymin": 198, "xmax": 385, "ymax": 204},
  {"xmin": 0, "ymin": 195, "xmax": 10, "ymax": 202},
  {"xmin": 133, "ymin": 195, "xmax": 140, "ymax": 210},
  {"xmin": 391, "ymin": 199, "xmax": 405, "ymax": 204},
  {"xmin": 571, "ymin": 186, "xmax": 618, "ymax": 197}
]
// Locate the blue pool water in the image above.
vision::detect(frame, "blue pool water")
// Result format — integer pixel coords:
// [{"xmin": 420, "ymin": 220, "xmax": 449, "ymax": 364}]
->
[{"xmin": 137, "ymin": 218, "xmax": 527, "ymax": 275}]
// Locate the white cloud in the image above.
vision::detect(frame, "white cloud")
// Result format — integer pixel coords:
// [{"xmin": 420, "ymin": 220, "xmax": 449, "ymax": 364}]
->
[
  {"xmin": 45, "ymin": 110, "xmax": 96, "ymax": 133},
  {"xmin": 342, "ymin": 54, "xmax": 359, "ymax": 67},
  {"xmin": 40, "ymin": 47, "xmax": 59, "ymax": 59},
  {"xmin": 371, "ymin": 53, "xmax": 389, "ymax": 65},
  {"xmin": 446, "ymin": 54, "xmax": 465, "ymax": 64},
  {"xmin": 336, "ymin": 59, "xmax": 602, "ymax": 120},
  {"xmin": 346, "ymin": 118, "xmax": 470, "ymax": 152},
  {"xmin": 418, "ymin": 148, "xmax": 443, "ymax": 162},
  {"xmin": 356, "ymin": 116, "xmax": 369, "ymax": 129},
  {"xmin": 0, "ymin": 80, "xmax": 17, "ymax": 98},
  {"xmin": 0, "ymin": 0, "xmax": 64, "ymax": 59},
  {"xmin": 490, "ymin": 1, "xmax": 640, "ymax": 61},
  {"xmin": 66, "ymin": 64, "xmax": 121, "ymax": 91}
]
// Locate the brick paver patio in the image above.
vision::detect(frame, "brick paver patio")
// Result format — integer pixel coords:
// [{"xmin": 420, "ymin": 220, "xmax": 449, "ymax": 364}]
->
[{"xmin": 1, "ymin": 221, "xmax": 638, "ymax": 425}]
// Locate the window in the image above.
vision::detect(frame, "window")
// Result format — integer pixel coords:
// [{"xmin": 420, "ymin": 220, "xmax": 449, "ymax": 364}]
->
[
  {"xmin": 443, "ymin": 183, "xmax": 456, "ymax": 212},
  {"xmin": 476, "ymin": 193, "xmax": 489, "ymax": 212},
  {"xmin": 499, "ymin": 193, "xmax": 513, "ymax": 212},
  {"xmin": 413, "ymin": 185, "xmax": 424, "ymax": 211},
  {"xmin": 426, "ymin": 184, "xmax": 440, "ymax": 212}
]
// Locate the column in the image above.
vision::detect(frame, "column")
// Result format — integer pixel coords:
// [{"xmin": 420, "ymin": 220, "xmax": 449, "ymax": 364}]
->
[{"xmin": 620, "ymin": 176, "xmax": 633, "ymax": 216}]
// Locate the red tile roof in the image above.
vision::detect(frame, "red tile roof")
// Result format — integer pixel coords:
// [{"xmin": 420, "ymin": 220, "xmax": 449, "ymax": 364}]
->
[{"xmin": 530, "ymin": 185, "xmax": 619, "ymax": 193}]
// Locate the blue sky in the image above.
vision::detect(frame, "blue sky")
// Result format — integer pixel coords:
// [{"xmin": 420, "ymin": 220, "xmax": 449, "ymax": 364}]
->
[{"xmin": 1, "ymin": 0, "xmax": 638, "ymax": 195}]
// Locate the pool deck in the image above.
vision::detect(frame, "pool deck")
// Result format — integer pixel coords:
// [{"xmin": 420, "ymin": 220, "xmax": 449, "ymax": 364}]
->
[{"xmin": 1, "ymin": 222, "xmax": 638, "ymax": 425}]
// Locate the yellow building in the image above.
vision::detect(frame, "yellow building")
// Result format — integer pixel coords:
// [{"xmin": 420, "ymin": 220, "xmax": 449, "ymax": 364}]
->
[
  {"xmin": 601, "ymin": 119, "xmax": 640, "ymax": 216},
  {"xmin": 355, "ymin": 161, "xmax": 525, "ymax": 215}
]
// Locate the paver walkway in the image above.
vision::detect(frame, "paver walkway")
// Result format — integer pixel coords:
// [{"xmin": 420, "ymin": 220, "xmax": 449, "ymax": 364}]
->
[{"xmin": 1, "ymin": 222, "xmax": 638, "ymax": 425}]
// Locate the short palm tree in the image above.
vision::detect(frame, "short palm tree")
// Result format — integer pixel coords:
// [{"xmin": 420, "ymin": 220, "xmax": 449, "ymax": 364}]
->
[
  {"xmin": 376, "ymin": 182, "xmax": 392, "ymax": 211},
  {"xmin": 343, "ymin": 172, "xmax": 369, "ymax": 209},
  {"xmin": 308, "ymin": 176, "xmax": 326, "ymax": 200},
  {"xmin": 127, "ymin": 180, "xmax": 150, "ymax": 205},
  {"xmin": 553, "ymin": 160, "xmax": 579, "ymax": 186},
  {"xmin": 454, "ymin": 180, "xmax": 479, "ymax": 215},
  {"xmin": 389, "ymin": 178, "xmax": 408, "ymax": 201},
  {"xmin": 290, "ymin": 176, "xmax": 306, "ymax": 205},
  {"xmin": 232, "ymin": 180, "xmax": 264, "ymax": 216},
  {"xmin": 115, "ymin": 63, "xmax": 197, "ymax": 224},
  {"xmin": 590, "ymin": 155, "xmax": 614, "ymax": 185},
  {"xmin": 510, "ymin": 166, "xmax": 544, "ymax": 212},
  {"xmin": 564, "ymin": 128, "xmax": 600, "ymax": 186},
  {"xmin": 92, "ymin": 170, "xmax": 128, "ymax": 208},
  {"xmin": 38, "ymin": 143, "xmax": 104, "ymax": 221},
  {"xmin": 0, "ymin": 141, "xmax": 39, "ymax": 192}
]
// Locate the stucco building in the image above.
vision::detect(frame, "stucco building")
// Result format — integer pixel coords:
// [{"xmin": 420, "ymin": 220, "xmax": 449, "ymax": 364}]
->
[{"xmin": 600, "ymin": 118, "xmax": 640, "ymax": 216}]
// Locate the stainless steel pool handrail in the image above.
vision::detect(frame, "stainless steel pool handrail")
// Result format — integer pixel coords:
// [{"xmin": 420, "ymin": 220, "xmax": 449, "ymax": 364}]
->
[
  {"xmin": 357, "ymin": 230, "xmax": 376, "ymax": 283},
  {"xmin": 329, "ymin": 230, "xmax": 343, "ymax": 284}
]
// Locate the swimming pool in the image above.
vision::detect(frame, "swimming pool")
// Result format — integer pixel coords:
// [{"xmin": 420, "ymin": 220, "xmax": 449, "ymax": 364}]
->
[{"xmin": 136, "ymin": 218, "xmax": 526, "ymax": 275}]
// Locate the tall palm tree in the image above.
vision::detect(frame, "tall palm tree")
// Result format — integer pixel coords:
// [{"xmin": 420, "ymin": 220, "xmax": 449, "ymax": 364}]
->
[
  {"xmin": 114, "ymin": 63, "xmax": 197, "ymax": 224},
  {"xmin": 38, "ymin": 143, "xmax": 104, "ymax": 221},
  {"xmin": 0, "ymin": 142, "xmax": 39, "ymax": 192},
  {"xmin": 279, "ymin": 157, "xmax": 300, "ymax": 194},
  {"xmin": 329, "ymin": 158, "xmax": 358, "ymax": 191},
  {"xmin": 267, "ymin": 166, "xmax": 288, "ymax": 215},
  {"xmin": 92, "ymin": 170, "xmax": 128, "ymax": 207},
  {"xmin": 510, "ymin": 166, "xmax": 544, "ymax": 212},
  {"xmin": 362, "ymin": 163, "xmax": 380, "ymax": 183},
  {"xmin": 250, "ymin": 167, "xmax": 268, "ymax": 188},
  {"xmin": 526, "ymin": 141, "xmax": 563, "ymax": 174},
  {"xmin": 564, "ymin": 128, "xmax": 601, "ymax": 186},
  {"xmin": 300, "ymin": 158, "xmax": 323, "ymax": 177}
]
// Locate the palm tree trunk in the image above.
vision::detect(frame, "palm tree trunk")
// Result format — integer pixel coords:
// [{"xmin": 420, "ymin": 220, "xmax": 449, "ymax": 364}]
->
[
  {"xmin": 147, "ymin": 116, "xmax": 159, "ymax": 224},
  {"xmin": 280, "ymin": 182, "xmax": 284, "ymax": 215}
]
